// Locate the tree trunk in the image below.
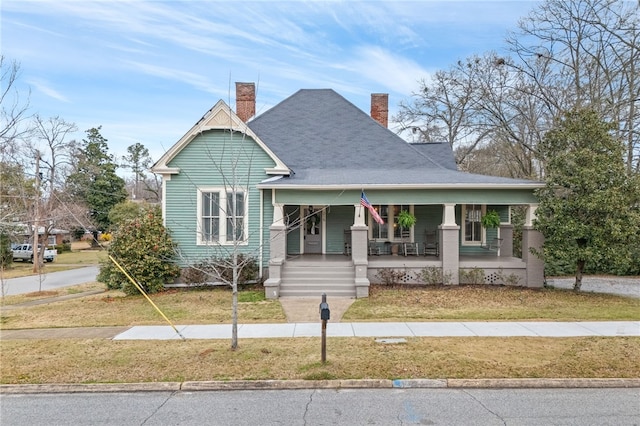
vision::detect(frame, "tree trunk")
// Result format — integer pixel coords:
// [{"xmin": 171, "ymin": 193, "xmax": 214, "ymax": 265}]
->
[
  {"xmin": 574, "ymin": 259, "xmax": 585, "ymax": 291},
  {"xmin": 231, "ymin": 253, "xmax": 239, "ymax": 350},
  {"xmin": 91, "ymin": 230, "xmax": 100, "ymax": 247}
]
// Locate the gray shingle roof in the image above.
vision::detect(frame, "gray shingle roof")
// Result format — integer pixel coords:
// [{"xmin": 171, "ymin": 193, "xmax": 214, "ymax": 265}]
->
[{"xmin": 248, "ymin": 89, "xmax": 540, "ymax": 187}]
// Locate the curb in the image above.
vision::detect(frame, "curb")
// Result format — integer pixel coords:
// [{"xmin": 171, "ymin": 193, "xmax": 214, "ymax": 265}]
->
[{"xmin": 2, "ymin": 378, "xmax": 638, "ymax": 394}]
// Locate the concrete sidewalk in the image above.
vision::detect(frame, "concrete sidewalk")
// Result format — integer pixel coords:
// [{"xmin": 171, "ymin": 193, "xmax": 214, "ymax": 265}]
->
[
  {"xmin": 111, "ymin": 320, "xmax": 640, "ymax": 340},
  {"xmin": 3, "ymin": 321, "xmax": 638, "ymax": 341}
]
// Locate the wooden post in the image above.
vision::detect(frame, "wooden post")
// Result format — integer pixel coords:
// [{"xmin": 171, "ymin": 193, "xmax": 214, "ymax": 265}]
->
[{"xmin": 32, "ymin": 151, "xmax": 40, "ymax": 274}]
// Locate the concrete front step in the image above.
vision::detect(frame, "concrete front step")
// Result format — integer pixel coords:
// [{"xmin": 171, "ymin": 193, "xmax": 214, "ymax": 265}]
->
[
  {"xmin": 279, "ymin": 288, "xmax": 356, "ymax": 297},
  {"xmin": 280, "ymin": 265, "xmax": 356, "ymax": 297}
]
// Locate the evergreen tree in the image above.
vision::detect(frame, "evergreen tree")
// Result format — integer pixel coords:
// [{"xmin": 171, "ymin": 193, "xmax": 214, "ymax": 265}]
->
[
  {"xmin": 535, "ymin": 108, "xmax": 640, "ymax": 290},
  {"xmin": 67, "ymin": 127, "xmax": 127, "ymax": 233},
  {"xmin": 123, "ymin": 142, "xmax": 151, "ymax": 200}
]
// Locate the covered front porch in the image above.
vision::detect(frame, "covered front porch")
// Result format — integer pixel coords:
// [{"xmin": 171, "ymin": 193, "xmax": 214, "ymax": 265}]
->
[{"xmin": 264, "ymin": 199, "xmax": 543, "ymax": 299}]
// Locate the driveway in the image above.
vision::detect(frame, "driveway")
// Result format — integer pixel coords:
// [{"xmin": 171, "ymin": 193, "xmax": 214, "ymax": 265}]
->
[{"xmin": 1, "ymin": 266, "xmax": 99, "ymax": 296}]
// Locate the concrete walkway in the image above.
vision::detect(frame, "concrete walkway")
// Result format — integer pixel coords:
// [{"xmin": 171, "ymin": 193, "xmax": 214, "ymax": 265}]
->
[
  {"xmin": 3, "ymin": 321, "xmax": 638, "ymax": 341},
  {"xmin": 112, "ymin": 320, "xmax": 640, "ymax": 340}
]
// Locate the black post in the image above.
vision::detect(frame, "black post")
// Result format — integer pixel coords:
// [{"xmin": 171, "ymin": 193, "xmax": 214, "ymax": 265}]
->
[
  {"xmin": 321, "ymin": 318, "xmax": 327, "ymax": 363},
  {"xmin": 319, "ymin": 293, "xmax": 330, "ymax": 363}
]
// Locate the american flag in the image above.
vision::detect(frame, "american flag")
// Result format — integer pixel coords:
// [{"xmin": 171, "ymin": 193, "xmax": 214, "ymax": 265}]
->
[{"xmin": 361, "ymin": 191, "xmax": 384, "ymax": 225}]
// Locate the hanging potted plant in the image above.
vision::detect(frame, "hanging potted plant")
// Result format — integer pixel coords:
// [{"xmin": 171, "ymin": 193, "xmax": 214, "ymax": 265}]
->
[
  {"xmin": 481, "ymin": 210, "xmax": 500, "ymax": 229},
  {"xmin": 480, "ymin": 209, "xmax": 501, "ymax": 246},
  {"xmin": 397, "ymin": 210, "xmax": 417, "ymax": 240}
]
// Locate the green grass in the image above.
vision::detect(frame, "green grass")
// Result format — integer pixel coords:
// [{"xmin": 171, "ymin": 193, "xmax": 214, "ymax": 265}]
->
[{"xmin": 1, "ymin": 282, "xmax": 639, "ymax": 384}]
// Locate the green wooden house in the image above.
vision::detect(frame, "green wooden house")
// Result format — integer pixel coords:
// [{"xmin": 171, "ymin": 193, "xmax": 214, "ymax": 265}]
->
[{"xmin": 152, "ymin": 83, "xmax": 545, "ymax": 298}]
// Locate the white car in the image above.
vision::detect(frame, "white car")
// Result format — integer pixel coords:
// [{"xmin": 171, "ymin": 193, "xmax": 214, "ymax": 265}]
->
[{"xmin": 12, "ymin": 244, "xmax": 57, "ymax": 263}]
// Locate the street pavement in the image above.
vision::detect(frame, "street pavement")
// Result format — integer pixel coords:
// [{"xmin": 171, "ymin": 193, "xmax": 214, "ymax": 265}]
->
[{"xmin": 1, "ymin": 266, "xmax": 99, "ymax": 296}]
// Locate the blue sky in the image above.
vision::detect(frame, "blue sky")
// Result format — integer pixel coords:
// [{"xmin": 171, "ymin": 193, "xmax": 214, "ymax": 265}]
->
[{"xmin": 2, "ymin": 1, "xmax": 537, "ymax": 165}]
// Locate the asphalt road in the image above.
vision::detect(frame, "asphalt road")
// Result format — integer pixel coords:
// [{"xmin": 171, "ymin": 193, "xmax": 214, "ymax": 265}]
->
[
  {"xmin": 0, "ymin": 266, "xmax": 99, "ymax": 296},
  {"xmin": 1, "ymin": 388, "xmax": 639, "ymax": 425}
]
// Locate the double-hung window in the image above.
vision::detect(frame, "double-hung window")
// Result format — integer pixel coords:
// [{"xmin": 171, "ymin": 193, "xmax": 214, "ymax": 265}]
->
[
  {"xmin": 370, "ymin": 205, "xmax": 389, "ymax": 239},
  {"xmin": 463, "ymin": 204, "xmax": 483, "ymax": 244},
  {"xmin": 369, "ymin": 204, "xmax": 412, "ymax": 241},
  {"xmin": 198, "ymin": 188, "xmax": 247, "ymax": 245}
]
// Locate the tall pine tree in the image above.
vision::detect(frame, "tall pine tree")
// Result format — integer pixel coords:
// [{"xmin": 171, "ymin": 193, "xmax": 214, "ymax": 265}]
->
[{"xmin": 67, "ymin": 127, "xmax": 127, "ymax": 234}]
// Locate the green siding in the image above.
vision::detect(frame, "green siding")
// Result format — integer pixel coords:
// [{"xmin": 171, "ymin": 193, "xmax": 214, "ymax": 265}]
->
[
  {"xmin": 274, "ymin": 188, "xmax": 539, "ymax": 205},
  {"xmin": 164, "ymin": 130, "xmax": 275, "ymax": 267},
  {"xmin": 284, "ymin": 205, "xmax": 300, "ymax": 255},
  {"xmin": 326, "ymin": 205, "xmax": 353, "ymax": 254},
  {"xmin": 414, "ymin": 205, "xmax": 443, "ymax": 246}
]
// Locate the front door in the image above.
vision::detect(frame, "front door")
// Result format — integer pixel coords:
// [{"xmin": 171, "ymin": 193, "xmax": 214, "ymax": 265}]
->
[{"xmin": 303, "ymin": 206, "xmax": 322, "ymax": 254}]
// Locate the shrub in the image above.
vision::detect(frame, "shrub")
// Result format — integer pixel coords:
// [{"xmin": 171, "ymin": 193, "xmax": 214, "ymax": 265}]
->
[
  {"xmin": 182, "ymin": 265, "xmax": 207, "ymax": 285},
  {"xmin": 418, "ymin": 266, "xmax": 452, "ymax": 285},
  {"xmin": 496, "ymin": 268, "xmax": 521, "ymax": 286},
  {"xmin": 183, "ymin": 254, "xmax": 259, "ymax": 286},
  {"xmin": 374, "ymin": 268, "xmax": 407, "ymax": 285},
  {"xmin": 459, "ymin": 267, "xmax": 486, "ymax": 284},
  {"xmin": 71, "ymin": 228, "xmax": 85, "ymax": 241},
  {"xmin": 97, "ymin": 205, "xmax": 180, "ymax": 295},
  {"xmin": 57, "ymin": 242, "xmax": 72, "ymax": 253}
]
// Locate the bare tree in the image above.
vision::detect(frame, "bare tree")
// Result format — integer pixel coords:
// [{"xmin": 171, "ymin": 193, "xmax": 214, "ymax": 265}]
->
[
  {"xmin": 0, "ymin": 56, "xmax": 32, "ymax": 154},
  {"xmin": 506, "ymin": 0, "xmax": 640, "ymax": 172},
  {"xmin": 29, "ymin": 116, "xmax": 78, "ymax": 266},
  {"xmin": 396, "ymin": 0, "xmax": 639, "ymax": 177},
  {"xmin": 396, "ymin": 53, "xmax": 549, "ymax": 178},
  {"xmin": 395, "ymin": 61, "xmax": 495, "ymax": 165}
]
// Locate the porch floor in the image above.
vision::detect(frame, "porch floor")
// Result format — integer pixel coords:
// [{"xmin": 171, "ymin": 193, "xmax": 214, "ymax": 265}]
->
[{"xmin": 285, "ymin": 254, "xmax": 526, "ymax": 268}]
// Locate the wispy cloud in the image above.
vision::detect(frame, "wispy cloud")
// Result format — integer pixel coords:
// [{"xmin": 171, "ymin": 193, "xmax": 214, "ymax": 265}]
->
[
  {"xmin": 3, "ymin": 0, "xmax": 537, "ymax": 159},
  {"xmin": 123, "ymin": 61, "xmax": 225, "ymax": 97},
  {"xmin": 344, "ymin": 46, "xmax": 433, "ymax": 95},
  {"xmin": 26, "ymin": 78, "xmax": 69, "ymax": 103}
]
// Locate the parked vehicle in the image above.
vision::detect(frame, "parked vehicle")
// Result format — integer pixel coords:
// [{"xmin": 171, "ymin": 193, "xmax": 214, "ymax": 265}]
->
[{"xmin": 12, "ymin": 244, "xmax": 57, "ymax": 263}]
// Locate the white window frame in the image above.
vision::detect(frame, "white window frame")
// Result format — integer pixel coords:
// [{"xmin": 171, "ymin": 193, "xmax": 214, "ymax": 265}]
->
[
  {"xmin": 369, "ymin": 204, "xmax": 414, "ymax": 242},
  {"xmin": 197, "ymin": 187, "xmax": 248, "ymax": 246},
  {"xmin": 461, "ymin": 204, "xmax": 485, "ymax": 245}
]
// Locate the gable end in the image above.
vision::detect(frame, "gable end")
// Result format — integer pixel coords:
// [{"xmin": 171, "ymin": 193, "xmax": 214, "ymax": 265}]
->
[{"xmin": 152, "ymin": 100, "xmax": 289, "ymax": 176}]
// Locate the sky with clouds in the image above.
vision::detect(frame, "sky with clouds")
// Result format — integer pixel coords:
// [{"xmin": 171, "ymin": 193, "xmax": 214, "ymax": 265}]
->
[{"xmin": 2, "ymin": 0, "xmax": 538, "ymax": 166}]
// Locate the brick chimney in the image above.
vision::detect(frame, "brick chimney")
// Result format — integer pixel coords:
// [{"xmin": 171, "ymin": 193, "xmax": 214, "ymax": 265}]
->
[
  {"xmin": 370, "ymin": 93, "xmax": 388, "ymax": 128},
  {"xmin": 235, "ymin": 82, "xmax": 255, "ymax": 122}
]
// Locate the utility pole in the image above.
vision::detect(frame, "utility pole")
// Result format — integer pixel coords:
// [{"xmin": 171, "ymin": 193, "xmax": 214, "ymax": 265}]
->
[{"xmin": 32, "ymin": 151, "xmax": 41, "ymax": 274}]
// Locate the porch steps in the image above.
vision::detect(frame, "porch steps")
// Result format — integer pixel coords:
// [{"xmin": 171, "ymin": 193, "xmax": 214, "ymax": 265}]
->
[{"xmin": 279, "ymin": 261, "xmax": 356, "ymax": 298}]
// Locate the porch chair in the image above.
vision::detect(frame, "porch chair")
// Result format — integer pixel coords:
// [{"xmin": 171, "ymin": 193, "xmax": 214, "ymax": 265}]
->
[
  {"xmin": 402, "ymin": 241, "xmax": 419, "ymax": 256},
  {"xmin": 368, "ymin": 240, "xmax": 382, "ymax": 255},
  {"xmin": 423, "ymin": 230, "xmax": 439, "ymax": 257},
  {"xmin": 343, "ymin": 229, "xmax": 352, "ymax": 256},
  {"xmin": 481, "ymin": 238, "xmax": 503, "ymax": 255}
]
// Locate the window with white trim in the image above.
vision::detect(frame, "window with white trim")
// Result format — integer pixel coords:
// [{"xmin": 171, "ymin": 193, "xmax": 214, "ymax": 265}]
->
[
  {"xmin": 198, "ymin": 188, "xmax": 247, "ymax": 245},
  {"xmin": 369, "ymin": 204, "xmax": 412, "ymax": 241},
  {"xmin": 371, "ymin": 205, "xmax": 389, "ymax": 239},
  {"xmin": 462, "ymin": 204, "xmax": 484, "ymax": 244}
]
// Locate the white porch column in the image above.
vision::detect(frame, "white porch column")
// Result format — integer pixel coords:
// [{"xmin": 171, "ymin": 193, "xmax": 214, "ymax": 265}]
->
[
  {"xmin": 264, "ymin": 203, "xmax": 286, "ymax": 299},
  {"xmin": 354, "ymin": 204, "xmax": 366, "ymax": 226},
  {"xmin": 352, "ymin": 203, "xmax": 370, "ymax": 297},
  {"xmin": 443, "ymin": 203, "xmax": 456, "ymax": 226},
  {"xmin": 522, "ymin": 204, "xmax": 544, "ymax": 288},
  {"xmin": 525, "ymin": 204, "xmax": 538, "ymax": 227},
  {"xmin": 439, "ymin": 203, "xmax": 460, "ymax": 285}
]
